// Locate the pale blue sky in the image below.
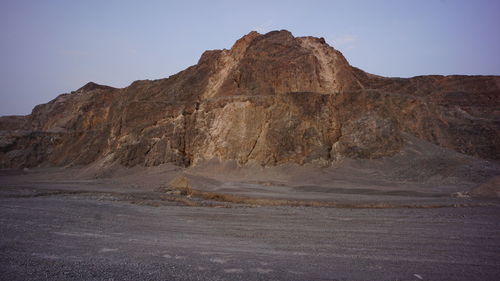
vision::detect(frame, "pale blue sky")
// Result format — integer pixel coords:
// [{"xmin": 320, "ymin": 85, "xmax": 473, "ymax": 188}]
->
[{"xmin": 1, "ymin": 0, "xmax": 499, "ymax": 116}]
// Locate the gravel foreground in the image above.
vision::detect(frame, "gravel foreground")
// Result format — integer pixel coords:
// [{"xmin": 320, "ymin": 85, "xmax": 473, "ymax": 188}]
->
[{"xmin": 0, "ymin": 187, "xmax": 499, "ymax": 281}]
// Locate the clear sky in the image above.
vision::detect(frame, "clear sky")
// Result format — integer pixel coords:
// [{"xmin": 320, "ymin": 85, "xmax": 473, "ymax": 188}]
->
[{"xmin": 1, "ymin": 0, "xmax": 499, "ymax": 116}]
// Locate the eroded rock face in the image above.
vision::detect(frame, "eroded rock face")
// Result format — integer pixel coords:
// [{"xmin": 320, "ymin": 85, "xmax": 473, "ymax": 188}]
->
[
  {"xmin": 1, "ymin": 30, "xmax": 499, "ymax": 168},
  {"xmin": 330, "ymin": 112, "xmax": 402, "ymax": 161}
]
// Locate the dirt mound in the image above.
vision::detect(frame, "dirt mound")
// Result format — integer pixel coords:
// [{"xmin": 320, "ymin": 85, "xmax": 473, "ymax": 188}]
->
[
  {"xmin": 469, "ymin": 176, "xmax": 500, "ymax": 198},
  {"xmin": 168, "ymin": 176, "xmax": 194, "ymax": 196}
]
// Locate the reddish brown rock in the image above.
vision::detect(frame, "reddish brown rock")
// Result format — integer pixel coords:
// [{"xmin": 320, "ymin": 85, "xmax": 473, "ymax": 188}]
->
[{"xmin": 0, "ymin": 30, "xmax": 499, "ymax": 168}]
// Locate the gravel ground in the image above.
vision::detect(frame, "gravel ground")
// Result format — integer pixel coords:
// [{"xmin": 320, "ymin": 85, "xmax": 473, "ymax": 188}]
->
[{"xmin": 0, "ymin": 187, "xmax": 499, "ymax": 281}]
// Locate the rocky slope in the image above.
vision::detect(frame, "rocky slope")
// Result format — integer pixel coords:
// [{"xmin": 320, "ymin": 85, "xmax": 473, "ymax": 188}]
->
[{"xmin": 1, "ymin": 30, "xmax": 499, "ymax": 169}]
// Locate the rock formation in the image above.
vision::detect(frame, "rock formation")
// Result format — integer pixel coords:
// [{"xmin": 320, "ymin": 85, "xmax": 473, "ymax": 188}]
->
[{"xmin": 1, "ymin": 30, "xmax": 499, "ymax": 168}]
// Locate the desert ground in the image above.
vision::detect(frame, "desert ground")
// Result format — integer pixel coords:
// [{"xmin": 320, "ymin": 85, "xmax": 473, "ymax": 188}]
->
[{"xmin": 1, "ymin": 142, "xmax": 500, "ymax": 281}]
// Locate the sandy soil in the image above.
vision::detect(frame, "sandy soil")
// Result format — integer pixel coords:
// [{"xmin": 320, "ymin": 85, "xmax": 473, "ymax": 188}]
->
[{"xmin": 0, "ymin": 189, "xmax": 499, "ymax": 281}]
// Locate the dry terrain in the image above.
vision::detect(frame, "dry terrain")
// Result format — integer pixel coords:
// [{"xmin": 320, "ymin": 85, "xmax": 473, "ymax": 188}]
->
[
  {"xmin": 1, "ymin": 153, "xmax": 499, "ymax": 281},
  {"xmin": 1, "ymin": 29, "xmax": 500, "ymax": 280}
]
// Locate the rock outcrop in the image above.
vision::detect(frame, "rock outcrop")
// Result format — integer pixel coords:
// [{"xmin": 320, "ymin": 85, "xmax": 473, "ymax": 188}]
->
[{"xmin": 1, "ymin": 30, "xmax": 499, "ymax": 168}]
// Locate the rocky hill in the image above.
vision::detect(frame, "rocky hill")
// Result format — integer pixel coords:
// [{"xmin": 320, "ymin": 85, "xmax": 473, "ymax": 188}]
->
[{"xmin": 1, "ymin": 30, "xmax": 499, "ymax": 169}]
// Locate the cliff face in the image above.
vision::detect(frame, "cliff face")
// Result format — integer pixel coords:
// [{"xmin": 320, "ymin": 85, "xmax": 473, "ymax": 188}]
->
[{"xmin": 1, "ymin": 30, "xmax": 499, "ymax": 168}]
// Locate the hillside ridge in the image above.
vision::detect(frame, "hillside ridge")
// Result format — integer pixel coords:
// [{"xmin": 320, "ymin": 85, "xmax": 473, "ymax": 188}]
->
[{"xmin": 1, "ymin": 30, "xmax": 499, "ymax": 168}]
